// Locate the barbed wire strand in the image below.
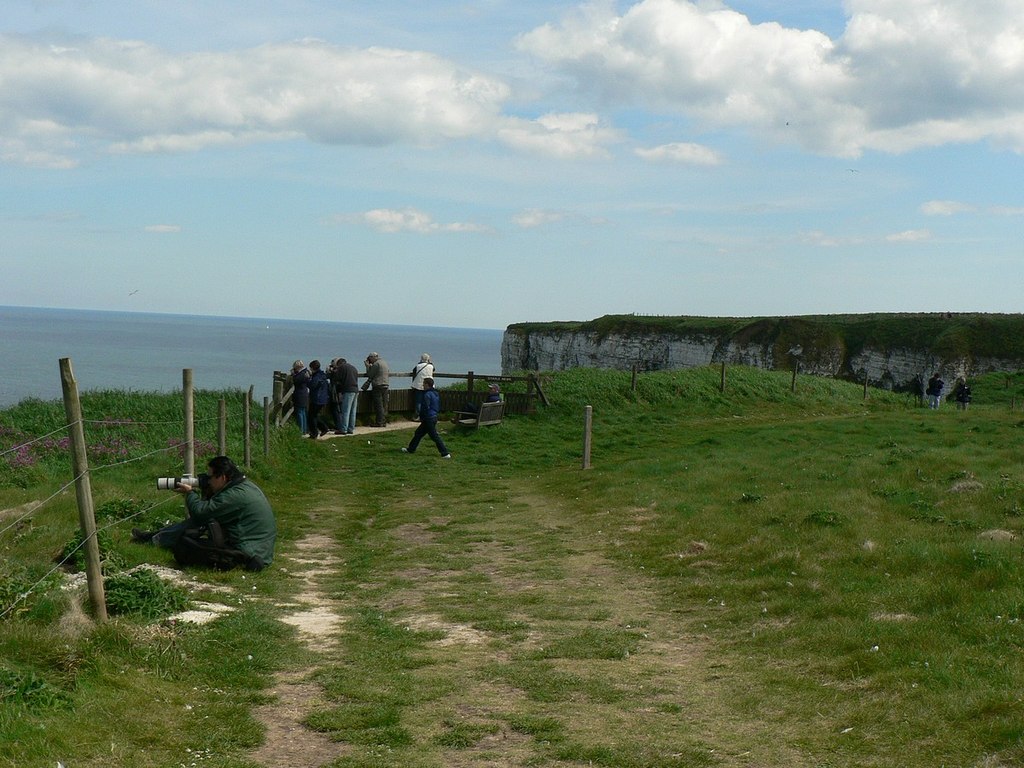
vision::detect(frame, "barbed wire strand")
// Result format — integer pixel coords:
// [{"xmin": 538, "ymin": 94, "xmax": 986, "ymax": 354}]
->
[
  {"xmin": 0, "ymin": 471, "xmax": 86, "ymax": 538},
  {"xmin": 0, "ymin": 494, "xmax": 182, "ymax": 621},
  {"xmin": 0, "ymin": 439, "xmax": 192, "ymax": 536},
  {"xmin": 82, "ymin": 410, "xmax": 243, "ymax": 427},
  {"xmin": 0, "ymin": 535, "xmax": 91, "ymax": 622},
  {"xmin": 88, "ymin": 440, "xmax": 192, "ymax": 473},
  {"xmin": 98, "ymin": 493, "xmax": 181, "ymax": 532},
  {"xmin": 0, "ymin": 423, "xmax": 77, "ymax": 458},
  {"xmin": 2, "ymin": 409, "xmax": 245, "ymax": 460}
]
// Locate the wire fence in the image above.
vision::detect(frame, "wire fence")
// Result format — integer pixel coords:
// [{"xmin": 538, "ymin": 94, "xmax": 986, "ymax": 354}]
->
[{"xmin": 0, "ymin": 363, "xmax": 267, "ymax": 623}]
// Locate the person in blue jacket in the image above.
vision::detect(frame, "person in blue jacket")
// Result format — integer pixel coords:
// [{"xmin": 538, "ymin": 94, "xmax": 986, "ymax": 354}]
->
[
  {"xmin": 307, "ymin": 359, "xmax": 331, "ymax": 438},
  {"xmin": 401, "ymin": 378, "xmax": 451, "ymax": 459}
]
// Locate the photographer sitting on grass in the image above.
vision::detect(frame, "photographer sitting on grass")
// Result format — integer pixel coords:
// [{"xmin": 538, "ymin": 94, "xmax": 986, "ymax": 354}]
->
[{"xmin": 133, "ymin": 456, "xmax": 276, "ymax": 571}]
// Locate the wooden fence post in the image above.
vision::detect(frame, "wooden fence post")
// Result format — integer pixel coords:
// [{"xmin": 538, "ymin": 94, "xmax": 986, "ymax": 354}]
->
[
  {"xmin": 582, "ymin": 405, "xmax": 593, "ymax": 470},
  {"xmin": 631, "ymin": 364, "xmax": 638, "ymax": 392},
  {"xmin": 243, "ymin": 389, "xmax": 252, "ymax": 468},
  {"xmin": 59, "ymin": 358, "xmax": 107, "ymax": 622},
  {"xmin": 263, "ymin": 397, "xmax": 271, "ymax": 458},
  {"xmin": 218, "ymin": 398, "xmax": 227, "ymax": 455},
  {"xmin": 863, "ymin": 372, "xmax": 869, "ymax": 400},
  {"xmin": 273, "ymin": 373, "xmax": 284, "ymax": 427},
  {"xmin": 720, "ymin": 362, "xmax": 726, "ymax": 393},
  {"xmin": 183, "ymin": 369, "xmax": 194, "ymax": 475},
  {"xmin": 790, "ymin": 361, "xmax": 799, "ymax": 393}
]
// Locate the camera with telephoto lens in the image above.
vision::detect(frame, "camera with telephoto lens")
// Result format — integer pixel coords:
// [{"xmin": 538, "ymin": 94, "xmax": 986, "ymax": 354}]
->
[{"xmin": 155, "ymin": 474, "xmax": 209, "ymax": 491}]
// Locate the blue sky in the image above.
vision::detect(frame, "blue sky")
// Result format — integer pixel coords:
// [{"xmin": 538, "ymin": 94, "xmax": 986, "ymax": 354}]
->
[{"xmin": 2, "ymin": 1, "xmax": 1021, "ymax": 330}]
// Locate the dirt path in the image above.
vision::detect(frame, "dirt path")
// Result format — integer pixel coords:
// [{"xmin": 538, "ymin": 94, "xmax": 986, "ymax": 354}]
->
[
  {"xmin": 238, "ymin": 484, "xmax": 812, "ymax": 767},
  {"xmin": 249, "ymin": 533, "xmax": 350, "ymax": 768}
]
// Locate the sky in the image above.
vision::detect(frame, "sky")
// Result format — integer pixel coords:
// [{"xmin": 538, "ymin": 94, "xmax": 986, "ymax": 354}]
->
[{"xmin": 2, "ymin": 0, "xmax": 1022, "ymax": 330}]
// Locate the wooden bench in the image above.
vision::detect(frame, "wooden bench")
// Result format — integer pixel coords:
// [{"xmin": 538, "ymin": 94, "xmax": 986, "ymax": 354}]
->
[{"xmin": 453, "ymin": 400, "xmax": 505, "ymax": 428}]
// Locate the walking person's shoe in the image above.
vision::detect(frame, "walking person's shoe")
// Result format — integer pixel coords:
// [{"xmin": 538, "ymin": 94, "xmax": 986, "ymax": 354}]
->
[
  {"xmin": 441, "ymin": 454, "xmax": 452, "ymax": 460},
  {"xmin": 401, "ymin": 447, "xmax": 413, "ymax": 453}
]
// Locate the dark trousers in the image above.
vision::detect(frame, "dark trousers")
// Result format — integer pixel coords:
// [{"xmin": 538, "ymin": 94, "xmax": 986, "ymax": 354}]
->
[
  {"xmin": 371, "ymin": 386, "xmax": 390, "ymax": 426},
  {"xmin": 407, "ymin": 417, "xmax": 449, "ymax": 455},
  {"xmin": 156, "ymin": 520, "xmax": 261, "ymax": 571},
  {"xmin": 309, "ymin": 401, "xmax": 330, "ymax": 435}
]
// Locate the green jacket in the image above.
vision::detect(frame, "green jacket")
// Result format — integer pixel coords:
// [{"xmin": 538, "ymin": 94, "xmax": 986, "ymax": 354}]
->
[{"xmin": 185, "ymin": 477, "xmax": 277, "ymax": 567}]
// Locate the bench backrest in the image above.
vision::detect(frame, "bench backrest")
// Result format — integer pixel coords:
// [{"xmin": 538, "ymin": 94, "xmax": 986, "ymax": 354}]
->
[{"xmin": 476, "ymin": 400, "xmax": 504, "ymax": 426}]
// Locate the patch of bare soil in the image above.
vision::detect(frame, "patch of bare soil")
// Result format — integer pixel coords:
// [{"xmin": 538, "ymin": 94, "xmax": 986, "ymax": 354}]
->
[
  {"xmin": 250, "ymin": 671, "xmax": 346, "ymax": 768},
  {"xmin": 0, "ymin": 499, "xmax": 42, "ymax": 524},
  {"xmin": 250, "ymin": 531, "xmax": 350, "ymax": 768}
]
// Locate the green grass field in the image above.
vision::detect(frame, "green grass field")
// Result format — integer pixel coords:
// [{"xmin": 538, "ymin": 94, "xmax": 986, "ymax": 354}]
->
[{"xmin": 2, "ymin": 367, "xmax": 1023, "ymax": 767}]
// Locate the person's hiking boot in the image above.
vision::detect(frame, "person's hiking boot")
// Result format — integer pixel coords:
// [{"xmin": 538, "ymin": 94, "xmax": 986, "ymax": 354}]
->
[{"xmin": 131, "ymin": 528, "xmax": 154, "ymax": 543}]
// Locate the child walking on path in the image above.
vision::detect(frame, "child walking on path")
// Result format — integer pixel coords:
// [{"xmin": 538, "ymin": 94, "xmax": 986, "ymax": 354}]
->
[{"xmin": 401, "ymin": 378, "xmax": 451, "ymax": 459}]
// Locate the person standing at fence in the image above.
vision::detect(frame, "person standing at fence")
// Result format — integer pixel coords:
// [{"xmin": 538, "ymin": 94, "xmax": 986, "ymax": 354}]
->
[
  {"xmin": 361, "ymin": 352, "xmax": 390, "ymax": 427},
  {"xmin": 330, "ymin": 357, "xmax": 360, "ymax": 435},
  {"xmin": 291, "ymin": 360, "xmax": 310, "ymax": 434},
  {"xmin": 401, "ymin": 378, "xmax": 451, "ymax": 459},
  {"xmin": 953, "ymin": 377, "xmax": 972, "ymax": 410},
  {"xmin": 410, "ymin": 353, "xmax": 434, "ymax": 421},
  {"xmin": 926, "ymin": 372, "xmax": 945, "ymax": 409},
  {"xmin": 308, "ymin": 359, "xmax": 331, "ymax": 438}
]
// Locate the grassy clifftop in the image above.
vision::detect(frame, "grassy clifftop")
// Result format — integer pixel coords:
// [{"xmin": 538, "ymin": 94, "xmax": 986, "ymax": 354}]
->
[{"xmin": 506, "ymin": 312, "xmax": 1024, "ymax": 361}]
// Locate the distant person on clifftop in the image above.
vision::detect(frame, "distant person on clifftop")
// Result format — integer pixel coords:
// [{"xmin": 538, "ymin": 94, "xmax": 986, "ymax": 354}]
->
[
  {"xmin": 291, "ymin": 360, "xmax": 310, "ymax": 434},
  {"xmin": 410, "ymin": 353, "xmax": 434, "ymax": 421},
  {"xmin": 926, "ymin": 372, "xmax": 945, "ymax": 409},
  {"xmin": 953, "ymin": 378, "xmax": 971, "ymax": 410},
  {"xmin": 361, "ymin": 352, "xmax": 390, "ymax": 427}
]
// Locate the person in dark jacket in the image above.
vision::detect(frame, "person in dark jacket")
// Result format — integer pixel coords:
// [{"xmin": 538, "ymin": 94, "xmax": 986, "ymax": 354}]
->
[
  {"xmin": 926, "ymin": 372, "xmax": 945, "ymax": 410},
  {"xmin": 361, "ymin": 352, "xmax": 390, "ymax": 427},
  {"xmin": 401, "ymin": 378, "xmax": 450, "ymax": 459},
  {"xmin": 329, "ymin": 357, "xmax": 360, "ymax": 435},
  {"xmin": 953, "ymin": 378, "xmax": 972, "ymax": 410},
  {"xmin": 457, "ymin": 383, "xmax": 502, "ymax": 418},
  {"xmin": 132, "ymin": 456, "xmax": 276, "ymax": 571},
  {"xmin": 291, "ymin": 360, "xmax": 310, "ymax": 434},
  {"xmin": 307, "ymin": 359, "xmax": 331, "ymax": 438}
]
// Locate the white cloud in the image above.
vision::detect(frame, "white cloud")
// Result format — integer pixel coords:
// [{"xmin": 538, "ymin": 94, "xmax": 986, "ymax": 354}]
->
[
  {"xmin": 0, "ymin": 35, "xmax": 510, "ymax": 165},
  {"xmin": 990, "ymin": 205, "xmax": 1024, "ymax": 216},
  {"xmin": 635, "ymin": 142, "xmax": 721, "ymax": 165},
  {"xmin": 518, "ymin": 0, "xmax": 1024, "ymax": 157},
  {"xmin": 358, "ymin": 208, "xmax": 489, "ymax": 234},
  {"xmin": 513, "ymin": 209, "xmax": 567, "ymax": 228},
  {"xmin": 920, "ymin": 200, "xmax": 975, "ymax": 216},
  {"xmin": 144, "ymin": 224, "xmax": 181, "ymax": 233},
  {"xmin": 886, "ymin": 229, "xmax": 932, "ymax": 242},
  {"xmin": 497, "ymin": 112, "xmax": 619, "ymax": 158},
  {"xmin": 800, "ymin": 230, "xmax": 841, "ymax": 247}
]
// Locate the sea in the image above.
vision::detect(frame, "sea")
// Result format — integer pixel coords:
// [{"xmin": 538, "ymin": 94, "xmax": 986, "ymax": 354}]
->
[{"xmin": 0, "ymin": 305, "xmax": 505, "ymax": 409}]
